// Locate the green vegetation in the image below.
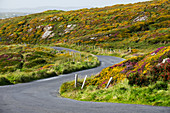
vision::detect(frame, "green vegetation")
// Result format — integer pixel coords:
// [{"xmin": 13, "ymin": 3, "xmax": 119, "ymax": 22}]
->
[
  {"xmin": 0, "ymin": 45, "xmax": 100, "ymax": 85},
  {"xmin": 0, "ymin": 0, "xmax": 169, "ymax": 106},
  {"xmin": 60, "ymin": 46, "xmax": 170, "ymax": 106},
  {"xmin": 60, "ymin": 79, "xmax": 170, "ymax": 106},
  {"xmin": 0, "ymin": 0, "xmax": 169, "ymax": 52},
  {"xmin": 55, "ymin": 42, "xmax": 170, "ymax": 58}
]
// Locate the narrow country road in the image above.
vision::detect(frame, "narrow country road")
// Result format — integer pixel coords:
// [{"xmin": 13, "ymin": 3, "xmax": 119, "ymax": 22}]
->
[{"xmin": 0, "ymin": 47, "xmax": 169, "ymax": 113}]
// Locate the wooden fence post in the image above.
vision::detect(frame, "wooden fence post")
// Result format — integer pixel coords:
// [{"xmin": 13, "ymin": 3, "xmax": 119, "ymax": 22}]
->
[
  {"xmin": 75, "ymin": 74, "xmax": 78, "ymax": 88},
  {"xmin": 81, "ymin": 75, "xmax": 87, "ymax": 89},
  {"xmin": 129, "ymin": 47, "xmax": 132, "ymax": 53},
  {"xmin": 105, "ymin": 77, "xmax": 113, "ymax": 89}
]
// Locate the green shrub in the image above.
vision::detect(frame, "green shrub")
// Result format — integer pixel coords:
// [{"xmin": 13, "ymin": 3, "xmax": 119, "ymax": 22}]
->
[
  {"xmin": 25, "ymin": 54, "xmax": 42, "ymax": 61},
  {"xmin": 35, "ymin": 69, "xmax": 57, "ymax": 79},
  {"xmin": 0, "ymin": 76, "xmax": 12, "ymax": 85},
  {"xmin": 0, "ymin": 45, "xmax": 100, "ymax": 85},
  {"xmin": 60, "ymin": 79, "xmax": 170, "ymax": 106},
  {"xmin": 35, "ymin": 51, "xmax": 54, "ymax": 57},
  {"xmin": 60, "ymin": 81, "xmax": 82, "ymax": 94},
  {"xmin": 149, "ymin": 81, "xmax": 168, "ymax": 90},
  {"xmin": 0, "ymin": 66, "xmax": 17, "ymax": 73},
  {"xmin": 5, "ymin": 72, "xmax": 33, "ymax": 84},
  {"xmin": 127, "ymin": 72, "xmax": 149, "ymax": 86},
  {"xmin": 24, "ymin": 58, "xmax": 47, "ymax": 68}
]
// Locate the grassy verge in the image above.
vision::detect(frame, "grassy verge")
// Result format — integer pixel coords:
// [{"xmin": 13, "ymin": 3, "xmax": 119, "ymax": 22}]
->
[
  {"xmin": 0, "ymin": 44, "xmax": 100, "ymax": 85},
  {"xmin": 60, "ymin": 79, "xmax": 170, "ymax": 107}
]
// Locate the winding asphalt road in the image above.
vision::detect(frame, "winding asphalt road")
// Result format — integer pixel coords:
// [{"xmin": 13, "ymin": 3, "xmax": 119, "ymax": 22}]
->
[{"xmin": 0, "ymin": 47, "xmax": 169, "ymax": 113}]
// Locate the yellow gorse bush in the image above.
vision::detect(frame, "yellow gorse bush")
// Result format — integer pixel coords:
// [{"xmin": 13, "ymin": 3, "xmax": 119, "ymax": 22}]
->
[{"xmin": 88, "ymin": 46, "xmax": 170, "ymax": 88}]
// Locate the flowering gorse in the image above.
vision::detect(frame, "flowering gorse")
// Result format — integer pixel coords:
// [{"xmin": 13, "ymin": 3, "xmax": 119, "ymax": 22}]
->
[{"xmin": 88, "ymin": 46, "xmax": 170, "ymax": 88}]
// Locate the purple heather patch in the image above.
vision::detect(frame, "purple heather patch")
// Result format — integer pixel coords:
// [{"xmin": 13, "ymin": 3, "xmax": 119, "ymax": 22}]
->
[{"xmin": 151, "ymin": 46, "xmax": 165, "ymax": 55}]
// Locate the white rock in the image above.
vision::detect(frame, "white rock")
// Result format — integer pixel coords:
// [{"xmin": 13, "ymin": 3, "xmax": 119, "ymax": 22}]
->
[
  {"xmin": 90, "ymin": 37, "xmax": 97, "ymax": 40},
  {"xmin": 44, "ymin": 25, "xmax": 52, "ymax": 31},
  {"xmin": 72, "ymin": 24, "xmax": 76, "ymax": 27},
  {"xmin": 42, "ymin": 31, "xmax": 52, "ymax": 39},
  {"xmin": 64, "ymin": 24, "xmax": 76, "ymax": 34},
  {"xmin": 133, "ymin": 16, "xmax": 148, "ymax": 22},
  {"xmin": 157, "ymin": 58, "xmax": 169, "ymax": 67},
  {"xmin": 49, "ymin": 33, "xmax": 55, "ymax": 38},
  {"xmin": 57, "ymin": 17, "xmax": 60, "ymax": 20},
  {"xmin": 10, "ymin": 34, "xmax": 13, "ymax": 36},
  {"xmin": 67, "ymin": 24, "xmax": 72, "ymax": 28},
  {"xmin": 41, "ymin": 25, "xmax": 53, "ymax": 38},
  {"xmin": 28, "ymin": 28, "xmax": 33, "ymax": 32},
  {"xmin": 36, "ymin": 25, "xmax": 43, "ymax": 29},
  {"xmin": 151, "ymin": 53, "xmax": 156, "ymax": 56},
  {"xmin": 162, "ymin": 58, "xmax": 170, "ymax": 63},
  {"xmin": 59, "ymin": 25, "xmax": 63, "ymax": 27},
  {"xmin": 50, "ymin": 16, "xmax": 57, "ymax": 21}
]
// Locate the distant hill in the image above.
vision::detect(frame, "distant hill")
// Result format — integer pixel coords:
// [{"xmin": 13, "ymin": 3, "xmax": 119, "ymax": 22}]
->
[
  {"xmin": 0, "ymin": 6, "xmax": 83, "ymax": 13},
  {"xmin": 0, "ymin": 0, "xmax": 169, "ymax": 49},
  {"xmin": 0, "ymin": 6, "xmax": 83, "ymax": 19},
  {"xmin": 0, "ymin": 12, "xmax": 30, "ymax": 19}
]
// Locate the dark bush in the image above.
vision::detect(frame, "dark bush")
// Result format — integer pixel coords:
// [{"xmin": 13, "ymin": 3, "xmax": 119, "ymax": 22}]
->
[
  {"xmin": 150, "ymin": 81, "xmax": 168, "ymax": 90},
  {"xmin": 25, "ymin": 54, "xmax": 42, "ymax": 61},
  {"xmin": 36, "ymin": 69, "xmax": 57, "ymax": 79},
  {"xmin": 0, "ymin": 77, "xmax": 12, "ymax": 85},
  {"xmin": 127, "ymin": 72, "xmax": 149, "ymax": 86},
  {"xmin": 24, "ymin": 58, "xmax": 46, "ymax": 68}
]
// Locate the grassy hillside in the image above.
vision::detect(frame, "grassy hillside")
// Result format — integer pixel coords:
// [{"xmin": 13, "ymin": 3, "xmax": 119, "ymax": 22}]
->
[
  {"xmin": 0, "ymin": 0, "xmax": 169, "ymax": 106},
  {"xmin": 88, "ymin": 46, "xmax": 170, "ymax": 87},
  {"xmin": 60, "ymin": 46, "xmax": 170, "ymax": 106},
  {"xmin": 0, "ymin": 0, "xmax": 169, "ymax": 50},
  {"xmin": 0, "ymin": 45, "xmax": 99, "ymax": 85}
]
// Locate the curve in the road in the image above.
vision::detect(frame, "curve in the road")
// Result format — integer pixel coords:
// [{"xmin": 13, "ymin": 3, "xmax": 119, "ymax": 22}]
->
[{"xmin": 0, "ymin": 47, "xmax": 169, "ymax": 113}]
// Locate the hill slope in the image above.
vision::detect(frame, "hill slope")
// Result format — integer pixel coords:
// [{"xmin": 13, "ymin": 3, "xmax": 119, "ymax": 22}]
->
[
  {"xmin": 60, "ymin": 46, "xmax": 170, "ymax": 106},
  {"xmin": 88, "ymin": 46, "xmax": 170, "ymax": 87},
  {"xmin": 0, "ymin": 0, "xmax": 169, "ymax": 49},
  {"xmin": 0, "ymin": 45, "xmax": 99, "ymax": 85}
]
